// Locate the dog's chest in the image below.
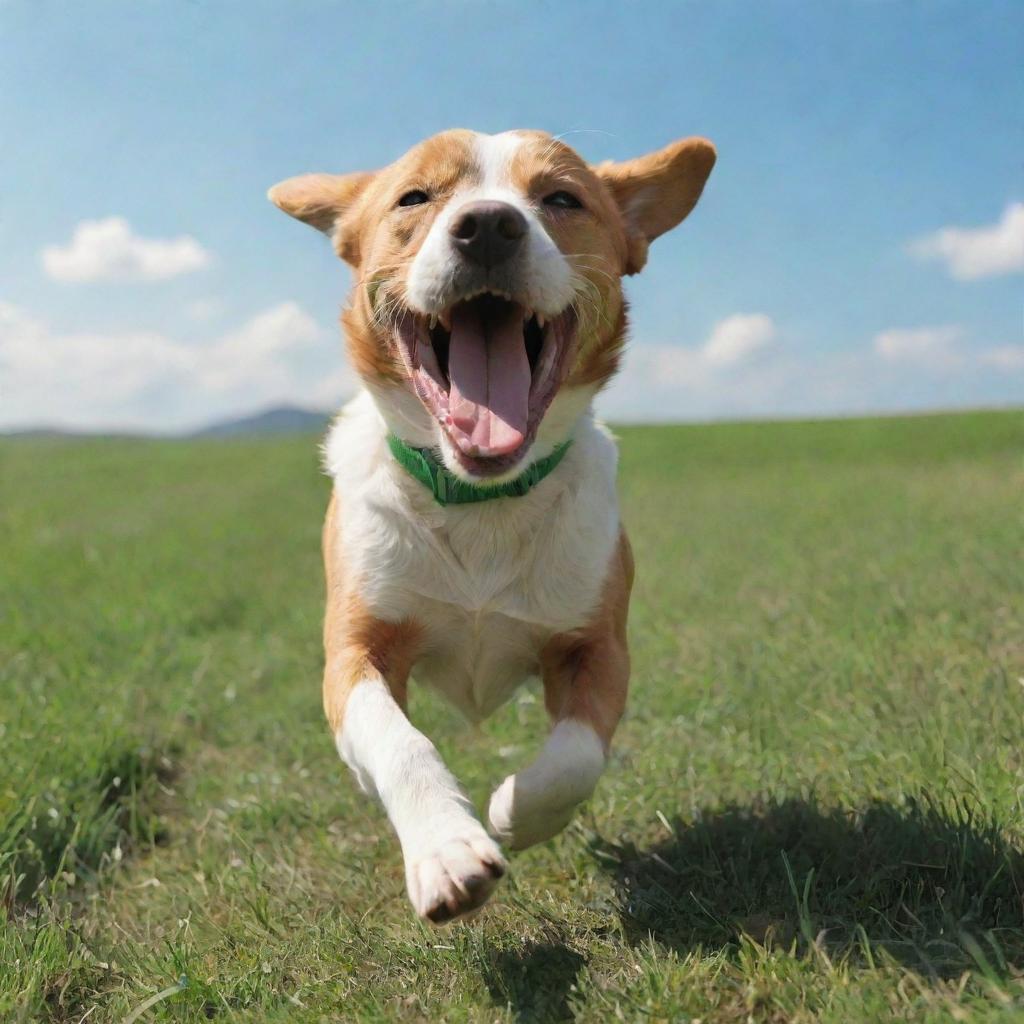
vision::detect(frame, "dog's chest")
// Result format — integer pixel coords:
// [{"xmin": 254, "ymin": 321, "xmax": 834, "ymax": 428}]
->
[
  {"xmin": 414, "ymin": 601, "xmax": 548, "ymax": 720},
  {"xmin": 366, "ymin": 499, "xmax": 614, "ymax": 719},
  {"xmin": 328, "ymin": 394, "xmax": 621, "ymax": 720}
]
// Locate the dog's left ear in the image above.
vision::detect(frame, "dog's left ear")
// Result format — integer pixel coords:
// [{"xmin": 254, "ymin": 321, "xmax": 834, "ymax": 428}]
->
[
  {"xmin": 267, "ymin": 171, "xmax": 375, "ymax": 264},
  {"xmin": 595, "ymin": 137, "xmax": 716, "ymax": 274}
]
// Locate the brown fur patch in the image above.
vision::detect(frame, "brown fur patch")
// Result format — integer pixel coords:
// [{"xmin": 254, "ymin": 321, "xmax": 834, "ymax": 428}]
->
[
  {"xmin": 539, "ymin": 530, "xmax": 635, "ymax": 746},
  {"xmin": 321, "ymin": 492, "xmax": 424, "ymax": 732},
  {"xmin": 502, "ymin": 134, "xmax": 632, "ymax": 394}
]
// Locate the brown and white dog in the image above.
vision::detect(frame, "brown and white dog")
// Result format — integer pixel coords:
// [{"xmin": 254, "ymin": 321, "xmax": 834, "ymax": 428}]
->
[{"xmin": 269, "ymin": 129, "xmax": 714, "ymax": 923}]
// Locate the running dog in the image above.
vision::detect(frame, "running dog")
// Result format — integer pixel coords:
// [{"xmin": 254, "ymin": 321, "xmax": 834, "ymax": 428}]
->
[{"xmin": 269, "ymin": 128, "xmax": 714, "ymax": 922}]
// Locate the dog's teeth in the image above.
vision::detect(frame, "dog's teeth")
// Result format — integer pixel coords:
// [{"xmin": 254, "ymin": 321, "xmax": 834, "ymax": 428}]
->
[
  {"xmin": 429, "ymin": 314, "xmax": 438, "ymax": 330},
  {"xmin": 537, "ymin": 314, "xmax": 547, "ymax": 329},
  {"xmin": 439, "ymin": 310, "xmax": 452, "ymax": 331}
]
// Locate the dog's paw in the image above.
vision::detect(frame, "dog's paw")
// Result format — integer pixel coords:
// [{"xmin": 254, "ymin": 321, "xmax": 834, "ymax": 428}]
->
[
  {"xmin": 488, "ymin": 721, "xmax": 606, "ymax": 850},
  {"xmin": 404, "ymin": 829, "xmax": 506, "ymax": 924},
  {"xmin": 487, "ymin": 774, "xmax": 578, "ymax": 850}
]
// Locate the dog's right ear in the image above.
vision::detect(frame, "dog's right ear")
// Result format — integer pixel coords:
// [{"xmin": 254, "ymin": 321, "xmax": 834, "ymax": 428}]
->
[{"xmin": 267, "ymin": 171, "xmax": 375, "ymax": 264}]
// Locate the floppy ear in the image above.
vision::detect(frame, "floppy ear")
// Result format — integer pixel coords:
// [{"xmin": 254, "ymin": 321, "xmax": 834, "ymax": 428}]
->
[
  {"xmin": 267, "ymin": 171, "xmax": 375, "ymax": 264},
  {"xmin": 595, "ymin": 137, "xmax": 716, "ymax": 274}
]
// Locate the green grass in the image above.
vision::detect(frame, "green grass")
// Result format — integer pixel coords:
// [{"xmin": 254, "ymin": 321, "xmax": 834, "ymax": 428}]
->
[{"xmin": 2, "ymin": 409, "xmax": 1022, "ymax": 1023}]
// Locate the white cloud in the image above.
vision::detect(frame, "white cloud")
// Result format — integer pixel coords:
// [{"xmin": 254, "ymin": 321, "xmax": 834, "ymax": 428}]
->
[
  {"xmin": 195, "ymin": 302, "xmax": 322, "ymax": 392},
  {"xmin": 41, "ymin": 217, "xmax": 211, "ymax": 282},
  {"xmin": 702, "ymin": 313, "xmax": 777, "ymax": 366},
  {"xmin": 598, "ymin": 314, "xmax": 1024, "ymax": 423},
  {"xmin": 0, "ymin": 300, "xmax": 355, "ymax": 432},
  {"xmin": 979, "ymin": 345, "xmax": 1024, "ymax": 371},
  {"xmin": 873, "ymin": 325, "xmax": 963, "ymax": 367},
  {"xmin": 871, "ymin": 325, "xmax": 1024, "ymax": 378},
  {"xmin": 909, "ymin": 202, "xmax": 1024, "ymax": 281},
  {"xmin": 599, "ymin": 313, "xmax": 779, "ymax": 420},
  {"xmin": 636, "ymin": 312, "xmax": 778, "ymax": 384}
]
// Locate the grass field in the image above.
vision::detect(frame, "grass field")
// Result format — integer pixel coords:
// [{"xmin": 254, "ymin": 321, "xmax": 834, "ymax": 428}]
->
[{"xmin": 2, "ymin": 409, "xmax": 1023, "ymax": 1023}]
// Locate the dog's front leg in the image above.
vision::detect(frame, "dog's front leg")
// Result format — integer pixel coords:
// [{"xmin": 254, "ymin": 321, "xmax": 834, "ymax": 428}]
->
[
  {"xmin": 323, "ymin": 503, "xmax": 505, "ymax": 924},
  {"xmin": 488, "ymin": 532, "xmax": 634, "ymax": 850},
  {"xmin": 331, "ymin": 672, "xmax": 506, "ymax": 922}
]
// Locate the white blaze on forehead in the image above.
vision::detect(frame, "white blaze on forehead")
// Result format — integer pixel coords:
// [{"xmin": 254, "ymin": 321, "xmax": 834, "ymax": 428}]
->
[
  {"xmin": 473, "ymin": 130, "xmax": 526, "ymax": 190},
  {"xmin": 404, "ymin": 130, "xmax": 574, "ymax": 317}
]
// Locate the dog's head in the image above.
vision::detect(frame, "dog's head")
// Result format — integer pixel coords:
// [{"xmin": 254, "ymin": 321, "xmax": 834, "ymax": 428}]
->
[{"xmin": 270, "ymin": 130, "xmax": 714, "ymax": 481}]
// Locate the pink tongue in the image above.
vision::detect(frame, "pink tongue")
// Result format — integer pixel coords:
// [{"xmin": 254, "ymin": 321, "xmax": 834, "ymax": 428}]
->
[{"xmin": 446, "ymin": 300, "xmax": 530, "ymax": 457}]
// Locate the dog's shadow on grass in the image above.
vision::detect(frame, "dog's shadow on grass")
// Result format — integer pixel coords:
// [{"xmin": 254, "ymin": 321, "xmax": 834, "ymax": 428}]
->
[
  {"xmin": 481, "ymin": 939, "xmax": 585, "ymax": 1023},
  {"xmin": 592, "ymin": 797, "xmax": 1024, "ymax": 978}
]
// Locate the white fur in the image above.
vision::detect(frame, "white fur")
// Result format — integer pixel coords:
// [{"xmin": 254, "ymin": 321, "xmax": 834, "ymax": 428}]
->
[
  {"xmin": 488, "ymin": 719, "xmax": 606, "ymax": 849},
  {"xmin": 338, "ymin": 679, "xmax": 505, "ymax": 919}
]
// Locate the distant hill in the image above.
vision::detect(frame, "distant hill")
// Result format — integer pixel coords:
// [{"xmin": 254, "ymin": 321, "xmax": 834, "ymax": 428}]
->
[
  {"xmin": 0, "ymin": 405, "xmax": 333, "ymax": 439},
  {"xmin": 0, "ymin": 426, "xmax": 144, "ymax": 440},
  {"xmin": 191, "ymin": 406, "xmax": 332, "ymax": 438},
  {"xmin": 1, "ymin": 427, "xmax": 77, "ymax": 439}
]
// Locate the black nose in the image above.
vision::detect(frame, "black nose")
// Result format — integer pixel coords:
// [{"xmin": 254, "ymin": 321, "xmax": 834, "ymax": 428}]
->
[{"xmin": 448, "ymin": 200, "xmax": 527, "ymax": 269}]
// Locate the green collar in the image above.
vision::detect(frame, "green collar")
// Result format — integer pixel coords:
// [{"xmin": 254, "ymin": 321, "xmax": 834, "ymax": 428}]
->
[{"xmin": 386, "ymin": 434, "xmax": 572, "ymax": 506}]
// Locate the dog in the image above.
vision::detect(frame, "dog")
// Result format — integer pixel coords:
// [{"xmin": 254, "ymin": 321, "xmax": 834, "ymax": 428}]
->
[{"xmin": 269, "ymin": 129, "xmax": 714, "ymax": 922}]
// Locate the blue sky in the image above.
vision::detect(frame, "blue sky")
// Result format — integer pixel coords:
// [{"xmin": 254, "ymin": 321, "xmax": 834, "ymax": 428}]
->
[{"xmin": 1, "ymin": 1, "xmax": 1021, "ymax": 430}]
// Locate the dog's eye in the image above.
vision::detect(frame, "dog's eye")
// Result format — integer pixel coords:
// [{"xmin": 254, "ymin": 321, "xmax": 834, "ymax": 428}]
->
[
  {"xmin": 398, "ymin": 190, "xmax": 429, "ymax": 208},
  {"xmin": 543, "ymin": 191, "xmax": 583, "ymax": 210}
]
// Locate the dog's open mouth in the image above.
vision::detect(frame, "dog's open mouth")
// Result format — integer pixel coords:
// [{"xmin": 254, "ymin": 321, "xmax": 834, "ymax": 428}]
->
[{"xmin": 395, "ymin": 292, "xmax": 577, "ymax": 477}]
